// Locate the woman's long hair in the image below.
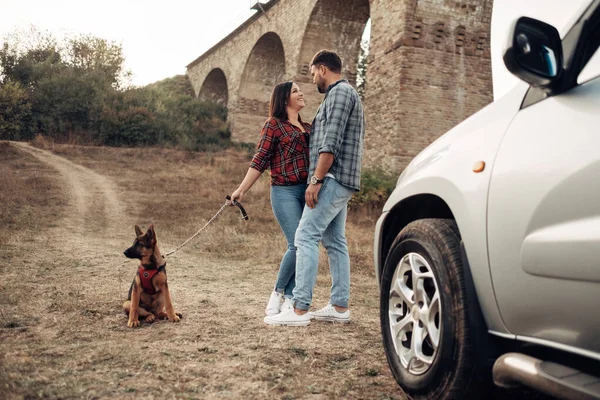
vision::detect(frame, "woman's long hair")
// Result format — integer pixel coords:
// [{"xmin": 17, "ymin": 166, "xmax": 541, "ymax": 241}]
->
[{"xmin": 268, "ymin": 81, "xmax": 304, "ymax": 123}]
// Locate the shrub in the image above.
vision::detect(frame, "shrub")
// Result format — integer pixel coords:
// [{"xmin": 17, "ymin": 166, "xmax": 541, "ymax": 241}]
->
[
  {"xmin": 0, "ymin": 81, "xmax": 32, "ymax": 140},
  {"xmin": 350, "ymin": 168, "xmax": 397, "ymax": 208}
]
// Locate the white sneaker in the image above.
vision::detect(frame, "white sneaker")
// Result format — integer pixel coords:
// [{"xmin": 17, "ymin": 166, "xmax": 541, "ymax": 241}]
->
[
  {"xmin": 265, "ymin": 291, "xmax": 283, "ymax": 316},
  {"xmin": 308, "ymin": 304, "xmax": 351, "ymax": 323},
  {"xmin": 264, "ymin": 308, "xmax": 311, "ymax": 326},
  {"xmin": 281, "ymin": 297, "xmax": 293, "ymax": 312}
]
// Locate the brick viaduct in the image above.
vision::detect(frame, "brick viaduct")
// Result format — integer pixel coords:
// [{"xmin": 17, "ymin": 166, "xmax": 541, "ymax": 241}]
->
[{"xmin": 186, "ymin": 0, "xmax": 493, "ymax": 173}]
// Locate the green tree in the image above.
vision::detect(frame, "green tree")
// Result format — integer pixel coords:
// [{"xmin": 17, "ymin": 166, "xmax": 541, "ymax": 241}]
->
[
  {"xmin": 33, "ymin": 67, "xmax": 108, "ymax": 140},
  {"xmin": 0, "ymin": 27, "xmax": 62, "ymax": 89},
  {"xmin": 0, "ymin": 27, "xmax": 131, "ymax": 140},
  {"xmin": 0, "ymin": 80, "xmax": 32, "ymax": 140},
  {"xmin": 65, "ymin": 34, "xmax": 131, "ymax": 89},
  {"xmin": 0, "ymin": 26, "xmax": 229, "ymax": 150}
]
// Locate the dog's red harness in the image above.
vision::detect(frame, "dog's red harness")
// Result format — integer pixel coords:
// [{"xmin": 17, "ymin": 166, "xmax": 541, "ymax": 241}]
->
[{"xmin": 138, "ymin": 266, "xmax": 160, "ymax": 295}]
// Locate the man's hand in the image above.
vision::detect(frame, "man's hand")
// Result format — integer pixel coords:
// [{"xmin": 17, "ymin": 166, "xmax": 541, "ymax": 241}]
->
[
  {"xmin": 307, "ymin": 153, "xmax": 334, "ymax": 208},
  {"xmin": 305, "ymin": 183, "xmax": 321, "ymax": 208}
]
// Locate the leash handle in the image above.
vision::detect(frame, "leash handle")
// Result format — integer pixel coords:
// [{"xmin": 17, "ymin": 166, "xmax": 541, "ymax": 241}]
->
[{"xmin": 226, "ymin": 195, "xmax": 249, "ymax": 220}]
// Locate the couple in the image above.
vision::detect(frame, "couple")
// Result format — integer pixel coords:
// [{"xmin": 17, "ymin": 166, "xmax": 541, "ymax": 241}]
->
[{"xmin": 230, "ymin": 50, "xmax": 365, "ymax": 326}]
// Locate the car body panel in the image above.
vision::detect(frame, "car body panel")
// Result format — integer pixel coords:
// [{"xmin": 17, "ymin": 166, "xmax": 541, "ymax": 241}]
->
[{"xmin": 487, "ymin": 75, "xmax": 600, "ymax": 354}]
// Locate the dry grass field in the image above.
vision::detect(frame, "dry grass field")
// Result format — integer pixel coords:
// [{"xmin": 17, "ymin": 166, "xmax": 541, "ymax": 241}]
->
[{"xmin": 0, "ymin": 139, "xmax": 401, "ymax": 399}]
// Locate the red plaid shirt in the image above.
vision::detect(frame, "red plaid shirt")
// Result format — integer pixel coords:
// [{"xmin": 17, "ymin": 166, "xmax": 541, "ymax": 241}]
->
[{"xmin": 250, "ymin": 117, "xmax": 311, "ymax": 186}]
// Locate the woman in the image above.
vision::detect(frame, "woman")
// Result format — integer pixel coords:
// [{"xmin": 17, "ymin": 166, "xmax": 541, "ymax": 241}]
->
[{"xmin": 230, "ymin": 81, "xmax": 311, "ymax": 316}]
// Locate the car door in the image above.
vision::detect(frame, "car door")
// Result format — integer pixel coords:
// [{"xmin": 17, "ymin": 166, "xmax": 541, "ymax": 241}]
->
[{"xmin": 487, "ymin": 7, "xmax": 600, "ymax": 355}]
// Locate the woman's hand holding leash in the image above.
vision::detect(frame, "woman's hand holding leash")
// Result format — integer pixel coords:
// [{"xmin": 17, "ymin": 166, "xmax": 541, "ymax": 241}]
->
[
  {"xmin": 226, "ymin": 195, "xmax": 249, "ymax": 220},
  {"xmin": 230, "ymin": 187, "xmax": 245, "ymax": 204}
]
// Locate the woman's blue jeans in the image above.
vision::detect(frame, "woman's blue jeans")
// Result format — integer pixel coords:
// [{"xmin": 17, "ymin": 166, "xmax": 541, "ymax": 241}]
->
[{"xmin": 270, "ymin": 184, "xmax": 306, "ymax": 298}]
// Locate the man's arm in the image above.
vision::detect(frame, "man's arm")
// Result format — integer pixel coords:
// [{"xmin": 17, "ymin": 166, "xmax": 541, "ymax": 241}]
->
[
  {"xmin": 313, "ymin": 153, "xmax": 334, "ymax": 181},
  {"xmin": 318, "ymin": 85, "xmax": 355, "ymax": 158}
]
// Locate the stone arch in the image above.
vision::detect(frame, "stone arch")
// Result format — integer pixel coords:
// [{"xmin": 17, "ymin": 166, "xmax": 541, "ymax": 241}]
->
[
  {"xmin": 295, "ymin": 0, "xmax": 370, "ymax": 118},
  {"xmin": 235, "ymin": 32, "xmax": 286, "ymax": 143},
  {"xmin": 199, "ymin": 68, "xmax": 228, "ymax": 105}
]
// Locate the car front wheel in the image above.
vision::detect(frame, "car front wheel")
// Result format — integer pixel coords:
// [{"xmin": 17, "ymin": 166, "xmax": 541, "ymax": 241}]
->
[{"xmin": 380, "ymin": 218, "xmax": 489, "ymax": 399}]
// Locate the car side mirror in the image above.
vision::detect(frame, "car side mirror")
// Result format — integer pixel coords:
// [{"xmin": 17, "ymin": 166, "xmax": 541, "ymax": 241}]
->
[{"xmin": 503, "ymin": 17, "xmax": 563, "ymax": 88}]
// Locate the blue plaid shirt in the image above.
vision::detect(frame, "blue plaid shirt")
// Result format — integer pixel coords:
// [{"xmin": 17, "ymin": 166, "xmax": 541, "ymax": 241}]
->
[{"xmin": 310, "ymin": 79, "xmax": 365, "ymax": 191}]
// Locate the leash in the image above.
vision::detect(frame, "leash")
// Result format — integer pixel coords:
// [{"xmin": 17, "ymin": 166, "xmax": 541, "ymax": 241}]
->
[{"xmin": 163, "ymin": 196, "xmax": 248, "ymax": 258}]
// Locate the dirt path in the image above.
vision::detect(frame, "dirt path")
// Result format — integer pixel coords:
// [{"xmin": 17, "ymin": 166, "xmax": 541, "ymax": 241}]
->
[{"xmin": 11, "ymin": 142, "xmax": 127, "ymax": 243}]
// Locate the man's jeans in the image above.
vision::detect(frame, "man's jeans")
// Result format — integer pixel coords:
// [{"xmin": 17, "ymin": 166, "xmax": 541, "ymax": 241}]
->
[
  {"xmin": 292, "ymin": 178, "xmax": 354, "ymax": 310},
  {"xmin": 270, "ymin": 184, "xmax": 306, "ymax": 298}
]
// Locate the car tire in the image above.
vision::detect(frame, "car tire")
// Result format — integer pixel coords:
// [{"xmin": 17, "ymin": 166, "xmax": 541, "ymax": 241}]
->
[{"xmin": 380, "ymin": 218, "xmax": 489, "ymax": 399}]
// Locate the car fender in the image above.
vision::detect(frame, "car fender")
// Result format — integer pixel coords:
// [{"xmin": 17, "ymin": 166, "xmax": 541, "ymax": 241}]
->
[{"xmin": 377, "ymin": 82, "xmax": 529, "ymax": 334}]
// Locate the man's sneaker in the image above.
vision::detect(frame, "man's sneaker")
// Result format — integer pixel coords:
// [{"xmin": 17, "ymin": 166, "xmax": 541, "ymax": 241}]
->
[
  {"xmin": 264, "ymin": 308, "xmax": 311, "ymax": 326},
  {"xmin": 265, "ymin": 291, "xmax": 283, "ymax": 316},
  {"xmin": 281, "ymin": 297, "xmax": 293, "ymax": 312},
  {"xmin": 309, "ymin": 304, "xmax": 351, "ymax": 323}
]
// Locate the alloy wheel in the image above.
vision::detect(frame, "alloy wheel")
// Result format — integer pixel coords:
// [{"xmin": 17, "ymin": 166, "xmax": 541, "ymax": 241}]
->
[{"xmin": 388, "ymin": 252, "xmax": 442, "ymax": 375}]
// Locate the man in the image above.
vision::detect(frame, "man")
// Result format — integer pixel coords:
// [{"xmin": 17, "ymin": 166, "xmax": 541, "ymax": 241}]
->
[{"xmin": 264, "ymin": 49, "xmax": 365, "ymax": 326}]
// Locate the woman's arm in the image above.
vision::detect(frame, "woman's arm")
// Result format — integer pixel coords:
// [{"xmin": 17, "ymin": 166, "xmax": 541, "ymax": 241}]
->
[
  {"xmin": 231, "ymin": 118, "xmax": 276, "ymax": 203},
  {"xmin": 231, "ymin": 167, "xmax": 262, "ymax": 203}
]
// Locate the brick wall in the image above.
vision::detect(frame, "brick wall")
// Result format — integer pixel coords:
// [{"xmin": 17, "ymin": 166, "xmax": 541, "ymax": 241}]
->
[{"xmin": 364, "ymin": 0, "xmax": 493, "ymax": 173}]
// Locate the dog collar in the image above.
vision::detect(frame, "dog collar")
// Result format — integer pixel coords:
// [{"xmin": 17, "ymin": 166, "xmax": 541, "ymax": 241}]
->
[{"xmin": 141, "ymin": 261, "xmax": 166, "ymax": 270}]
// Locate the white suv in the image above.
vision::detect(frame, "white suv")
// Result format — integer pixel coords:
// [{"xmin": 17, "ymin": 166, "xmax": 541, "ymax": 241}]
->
[{"xmin": 373, "ymin": 1, "xmax": 600, "ymax": 399}]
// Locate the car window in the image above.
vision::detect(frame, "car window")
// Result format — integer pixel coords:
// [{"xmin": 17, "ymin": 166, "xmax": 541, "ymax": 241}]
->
[{"xmin": 578, "ymin": 46, "xmax": 600, "ymax": 83}]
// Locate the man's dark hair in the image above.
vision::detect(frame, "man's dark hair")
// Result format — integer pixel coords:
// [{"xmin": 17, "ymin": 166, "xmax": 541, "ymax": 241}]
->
[{"xmin": 310, "ymin": 50, "xmax": 342, "ymax": 74}]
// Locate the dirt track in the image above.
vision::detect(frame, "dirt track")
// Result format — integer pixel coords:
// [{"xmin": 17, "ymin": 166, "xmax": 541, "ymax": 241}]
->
[
  {"xmin": 0, "ymin": 142, "xmax": 401, "ymax": 399},
  {"xmin": 11, "ymin": 142, "xmax": 127, "ymax": 246}
]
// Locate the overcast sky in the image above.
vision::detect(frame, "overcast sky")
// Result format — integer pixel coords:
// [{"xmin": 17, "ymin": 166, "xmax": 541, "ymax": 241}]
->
[
  {"xmin": 1, "ymin": 0, "xmax": 593, "ymax": 95},
  {"xmin": 0, "ymin": 0, "xmax": 264, "ymax": 86}
]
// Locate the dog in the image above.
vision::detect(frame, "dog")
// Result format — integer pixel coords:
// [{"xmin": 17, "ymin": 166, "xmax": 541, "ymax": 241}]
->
[{"xmin": 122, "ymin": 225, "xmax": 181, "ymax": 328}]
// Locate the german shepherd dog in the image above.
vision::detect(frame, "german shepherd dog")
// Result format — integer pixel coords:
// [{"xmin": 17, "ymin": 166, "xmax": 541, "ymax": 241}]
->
[{"xmin": 122, "ymin": 225, "xmax": 181, "ymax": 328}]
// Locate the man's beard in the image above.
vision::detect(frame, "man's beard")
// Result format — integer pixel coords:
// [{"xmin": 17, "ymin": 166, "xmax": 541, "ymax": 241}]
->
[{"xmin": 317, "ymin": 82, "xmax": 326, "ymax": 93}]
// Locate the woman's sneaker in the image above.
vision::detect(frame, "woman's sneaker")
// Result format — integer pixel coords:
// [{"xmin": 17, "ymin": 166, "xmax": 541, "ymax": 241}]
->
[
  {"xmin": 281, "ymin": 297, "xmax": 293, "ymax": 312},
  {"xmin": 308, "ymin": 304, "xmax": 351, "ymax": 323},
  {"xmin": 265, "ymin": 291, "xmax": 283, "ymax": 316}
]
